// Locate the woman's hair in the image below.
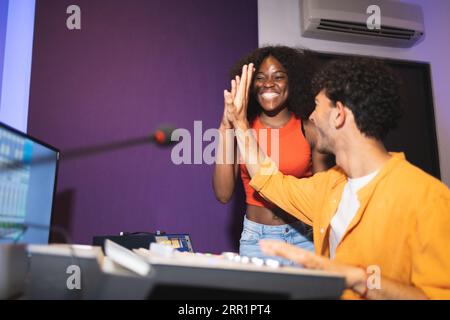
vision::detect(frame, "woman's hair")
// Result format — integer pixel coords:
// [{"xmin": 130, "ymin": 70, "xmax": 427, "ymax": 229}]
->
[{"xmin": 230, "ymin": 46, "xmax": 318, "ymax": 122}]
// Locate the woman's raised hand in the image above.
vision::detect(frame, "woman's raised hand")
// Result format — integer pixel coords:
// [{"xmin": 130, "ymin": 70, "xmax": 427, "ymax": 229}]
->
[
  {"xmin": 224, "ymin": 63, "xmax": 254, "ymax": 128},
  {"xmin": 221, "ymin": 78, "xmax": 237, "ymax": 129}
]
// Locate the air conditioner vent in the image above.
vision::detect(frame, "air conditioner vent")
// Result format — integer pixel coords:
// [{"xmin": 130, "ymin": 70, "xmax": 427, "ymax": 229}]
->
[
  {"xmin": 300, "ymin": 0, "xmax": 425, "ymax": 48},
  {"xmin": 318, "ymin": 19, "xmax": 420, "ymax": 40}
]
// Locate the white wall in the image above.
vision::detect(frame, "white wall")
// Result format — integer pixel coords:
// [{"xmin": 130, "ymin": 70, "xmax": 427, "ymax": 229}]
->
[
  {"xmin": 258, "ymin": 0, "xmax": 450, "ymax": 186},
  {"xmin": 0, "ymin": 0, "xmax": 36, "ymax": 132}
]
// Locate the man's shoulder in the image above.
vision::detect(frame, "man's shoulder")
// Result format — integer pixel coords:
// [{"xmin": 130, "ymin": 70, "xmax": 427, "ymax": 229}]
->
[
  {"xmin": 309, "ymin": 165, "xmax": 346, "ymax": 188},
  {"xmin": 308, "ymin": 164, "xmax": 342, "ymax": 179},
  {"xmin": 386, "ymin": 157, "xmax": 449, "ymax": 197}
]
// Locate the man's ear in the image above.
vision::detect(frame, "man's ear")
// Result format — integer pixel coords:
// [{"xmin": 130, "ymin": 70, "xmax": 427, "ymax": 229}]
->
[{"xmin": 333, "ymin": 101, "xmax": 346, "ymax": 129}]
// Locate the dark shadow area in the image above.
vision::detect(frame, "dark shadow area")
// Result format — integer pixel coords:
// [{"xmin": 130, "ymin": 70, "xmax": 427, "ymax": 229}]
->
[
  {"xmin": 148, "ymin": 284, "xmax": 288, "ymax": 300},
  {"xmin": 49, "ymin": 189, "xmax": 75, "ymax": 243},
  {"xmin": 323, "ymin": 153, "xmax": 336, "ymax": 170},
  {"xmin": 227, "ymin": 175, "xmax": 246, "ymax": 252}
]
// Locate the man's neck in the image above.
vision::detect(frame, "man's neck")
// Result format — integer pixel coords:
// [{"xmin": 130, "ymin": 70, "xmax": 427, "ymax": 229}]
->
[{"xmin": 334, "ymin": 135, "xmax": 391, "ymax": 179}]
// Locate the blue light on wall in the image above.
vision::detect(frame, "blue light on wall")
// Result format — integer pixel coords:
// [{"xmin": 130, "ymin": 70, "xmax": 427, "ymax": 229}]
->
[
  {"xmin": 0, "ymin": 0, "xmax": 9, "ymax": 105},
  {"xmin": 0, "ymin": 0, "xmax": 36, "ymax": 132}
]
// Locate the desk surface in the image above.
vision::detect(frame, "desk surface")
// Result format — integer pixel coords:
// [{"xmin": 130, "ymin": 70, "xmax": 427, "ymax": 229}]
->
[{"xmin": 25, "ymin": 245, "xmax": 346, "ymax": 300}]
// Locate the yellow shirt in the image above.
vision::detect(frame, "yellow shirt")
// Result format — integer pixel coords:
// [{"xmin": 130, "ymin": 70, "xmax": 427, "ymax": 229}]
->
[{"xmin": 250, "ymin": 153, "xmax": 450, "ymax": 299}]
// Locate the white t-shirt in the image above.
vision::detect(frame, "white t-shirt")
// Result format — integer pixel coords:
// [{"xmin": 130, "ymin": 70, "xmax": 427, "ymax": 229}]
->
[{"xmin": 329, "ymin": 170, "xmax": 379, "ymax": 259}]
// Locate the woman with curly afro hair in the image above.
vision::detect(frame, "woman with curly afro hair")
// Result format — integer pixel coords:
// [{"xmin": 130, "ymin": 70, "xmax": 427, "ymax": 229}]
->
[{"xmin": 213, "ymin": 46, "xmax": 331, "ymax": 263}]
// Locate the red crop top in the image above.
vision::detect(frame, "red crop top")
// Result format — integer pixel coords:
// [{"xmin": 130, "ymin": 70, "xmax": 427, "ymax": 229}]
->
[{"xmin": 239, "ymin": 114, "xmax": 313, "ymax": 207}]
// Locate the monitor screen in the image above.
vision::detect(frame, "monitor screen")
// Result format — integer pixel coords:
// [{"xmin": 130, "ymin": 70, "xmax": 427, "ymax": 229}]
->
[
  {"xmin": 0, "ymin": 122, "xmax": 59, "ymax": 244},
  {"xmin": 154, "ymin": 234, "xmax": 194, "ymax": 252}
]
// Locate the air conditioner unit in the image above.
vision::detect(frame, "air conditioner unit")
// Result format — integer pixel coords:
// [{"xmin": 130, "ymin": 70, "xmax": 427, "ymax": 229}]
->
[{"xmin": 300, "ymin": 0, "xmax": 424, "ymax": 48}]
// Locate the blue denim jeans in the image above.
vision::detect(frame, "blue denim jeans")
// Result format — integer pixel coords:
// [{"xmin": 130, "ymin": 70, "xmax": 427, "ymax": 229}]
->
[{"xmin": 239, "ymin": 215, "xmax": 314, "ymax": 265}]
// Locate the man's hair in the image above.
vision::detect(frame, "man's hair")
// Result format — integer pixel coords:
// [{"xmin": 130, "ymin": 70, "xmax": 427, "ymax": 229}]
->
[
  {"xmin": 230, "ymin": 46, "xmax": 318, "ymax": 122},
  {"xmin": 312, "ymin": 57, "xmax": 402, "ymax": 140}
]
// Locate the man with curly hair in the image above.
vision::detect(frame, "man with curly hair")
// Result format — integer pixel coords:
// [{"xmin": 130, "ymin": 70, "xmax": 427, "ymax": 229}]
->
[{"xmin": 224, "ymin": 58, "xmax": 450, "ymax": 299}]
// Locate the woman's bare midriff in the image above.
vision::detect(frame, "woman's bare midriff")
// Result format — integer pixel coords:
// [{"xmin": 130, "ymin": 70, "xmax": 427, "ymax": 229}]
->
[{"xmin": 245, "ymin": 204, "xmax": 298, "ymax": 225}]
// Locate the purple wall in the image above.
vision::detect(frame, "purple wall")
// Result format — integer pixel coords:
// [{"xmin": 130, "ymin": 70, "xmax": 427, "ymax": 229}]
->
[{"xmin": 28, "ymin": 0, "xmax": 258, "ymax": 253}]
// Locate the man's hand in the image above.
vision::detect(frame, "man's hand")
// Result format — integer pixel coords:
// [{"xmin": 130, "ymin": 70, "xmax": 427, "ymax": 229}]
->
[{"xmin": 259, "ymin": 239, "xmax": 367, "ymax": 295}]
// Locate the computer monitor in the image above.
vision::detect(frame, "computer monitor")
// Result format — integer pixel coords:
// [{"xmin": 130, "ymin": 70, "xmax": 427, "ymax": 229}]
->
[
  {"xmin": 0, "ymin": 122, "xmax": 59, "ymax": 244},
  {"xmin": 154, "ymin": 234, "xmax": 194, "ymax": 252}
]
